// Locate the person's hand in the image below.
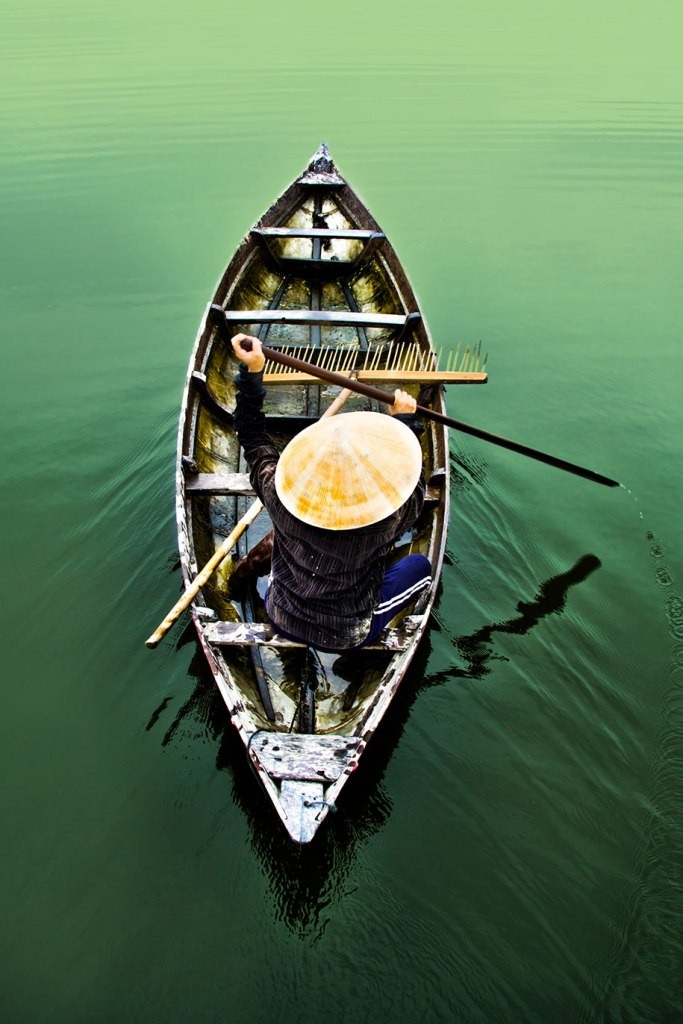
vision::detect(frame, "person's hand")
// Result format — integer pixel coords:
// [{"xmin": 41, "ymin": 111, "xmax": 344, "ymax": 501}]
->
[
  {"xmin": 389, "ymin": 389, "xmax": 417, "ymax": 415},
  {"xmin": 231, "ymin": 334, "xmax": 265, "ymax": 373}
]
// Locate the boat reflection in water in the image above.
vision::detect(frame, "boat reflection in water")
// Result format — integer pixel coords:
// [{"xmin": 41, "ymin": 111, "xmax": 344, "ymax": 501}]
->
[{"xmin": 146, "ymin": 552, "xmax": 601, "ymax": 936}]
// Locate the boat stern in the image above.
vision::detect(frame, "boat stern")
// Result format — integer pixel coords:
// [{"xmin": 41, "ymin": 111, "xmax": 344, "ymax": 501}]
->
[
  {"xmin": 278, "ymin": 780, "xmax": 333, "ymax": 843},
  {"xmin": 248, "ymin": 732, "xmax": 364, "ymax": 843}
]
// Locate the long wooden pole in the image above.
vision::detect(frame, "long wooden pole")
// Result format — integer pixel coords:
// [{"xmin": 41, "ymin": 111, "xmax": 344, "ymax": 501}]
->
[
  {"xmin": 145, "ymin": 501, "xmax": 263, "ymax": 648},
  {"xmin": 145, "ymin": 388, "xmax": 354, "ymax": 649},
  {"xmin": 245, "ymin": 341, "xmax": 620, "ymax": 489}
]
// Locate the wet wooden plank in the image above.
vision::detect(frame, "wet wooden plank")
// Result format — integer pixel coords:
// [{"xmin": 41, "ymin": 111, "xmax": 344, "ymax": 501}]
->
[
  {"xmin": 279, "ymin": 780, "xmax": 328, "ymax": 842},
  {"xmin": 252, "ymin": 228, "xmax": 383, "ymax": 240},
  {"xmin": 185, "ymin": 472, "xmax": 254, "ymax": 495},
  {"xmin": 203, "ymin": 616, "xmax": 423, "ymax": 650},
  {"xmin": 252, "ymin": 734, "xmax": 363, "ymax": 782},
  {"xmin": 218, "ymin": 309, "xmax": 414, "ymax": 328}
]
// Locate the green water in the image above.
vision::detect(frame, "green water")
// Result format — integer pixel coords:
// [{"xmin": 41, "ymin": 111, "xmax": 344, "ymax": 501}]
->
[{"xmin": 2, "ymin": 1, "xmax": 682, "ymax": 1021}]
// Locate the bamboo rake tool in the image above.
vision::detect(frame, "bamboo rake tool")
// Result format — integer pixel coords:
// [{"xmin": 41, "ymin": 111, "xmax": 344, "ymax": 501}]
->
[
  {"xmin": 245, "ymin": 341, "xmax": 620, "ymax": 488},
  {"xmin": 261, "ymin": 338, "xmax": 488, "ymax": 385}
]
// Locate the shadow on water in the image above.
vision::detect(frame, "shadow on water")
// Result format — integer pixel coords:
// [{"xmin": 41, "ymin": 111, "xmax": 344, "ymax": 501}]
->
[
  {"xmin": 438, "ymin": 553, "xmax": 603, "ymax": 682},
  {"xmin": 145, "ymin": 552, "xmax": 602, "ymax": 937},
  {"xmin": 146, "ymin": 628, "xmax": 434, "ymax": 938}
]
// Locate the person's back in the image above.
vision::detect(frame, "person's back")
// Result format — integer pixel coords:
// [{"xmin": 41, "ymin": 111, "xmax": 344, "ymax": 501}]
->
[{"xmin": 231, "ymin": 333, "xmax": 431, "ymax": 651}]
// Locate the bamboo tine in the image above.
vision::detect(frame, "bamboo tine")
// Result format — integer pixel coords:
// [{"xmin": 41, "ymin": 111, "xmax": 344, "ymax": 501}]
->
[{"xmin": 408, "ymin": 344, "xmax": 417, "ymax": 372}]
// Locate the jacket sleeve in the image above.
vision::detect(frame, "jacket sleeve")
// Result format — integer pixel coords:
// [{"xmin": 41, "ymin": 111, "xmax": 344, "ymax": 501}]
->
[
  {"xmin": 392, "ymin": 412, "xmax": 424, "ymax": 439},
  {"xmin": 232, "ymin": 366, "xmax": 279, "ymax": 504},
  {"xmin": 388, "ymin": 413, "xmax": 425, "ymax": 537},
  {"xmin": 390, "ymin": 471, "xmax": 426, "ymax": 540}
]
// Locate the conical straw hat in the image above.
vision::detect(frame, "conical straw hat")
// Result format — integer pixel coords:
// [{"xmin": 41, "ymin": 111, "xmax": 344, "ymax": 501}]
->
[{"xmin": 275, "ymin": 411, "xmax": 422, "ymax": 530}]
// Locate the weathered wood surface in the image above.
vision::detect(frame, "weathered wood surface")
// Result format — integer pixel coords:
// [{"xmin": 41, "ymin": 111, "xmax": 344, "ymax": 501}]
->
[
  {"xmin": 252, "ymin": 228, "xmax": 384, "ymax": 240},
  {"xmin": 185, "ymin": 472, "xmax": 255, "ymax": 495},
  {"xmin": 217, "ymin": 308, "xmax": 416, "ymax": 329},
  {"xmin": 203, "ymin": 616, "xmax": 423, "ymax": 651},
  {"xmin": 251, "ymin": 733, "xmax": 363, "ymax": 781},
  {"xmin": 279, "ymin": 780, "xmax": 328, "ymax": 843},
  {"xmin": 186, "ymin": 473, "xmax": 440, "ymax": 500}
]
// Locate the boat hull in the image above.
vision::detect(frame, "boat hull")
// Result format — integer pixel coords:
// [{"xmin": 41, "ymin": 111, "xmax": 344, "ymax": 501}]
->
[{"xmin": 176, "ymin": 145, "xmax": 450, "ymax": 841}]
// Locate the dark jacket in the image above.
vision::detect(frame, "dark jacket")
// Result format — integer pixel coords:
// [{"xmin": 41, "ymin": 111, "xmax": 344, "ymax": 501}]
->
[{"xmin": 234, "ymin": 366, "xmax": 425, "ymax": 651}]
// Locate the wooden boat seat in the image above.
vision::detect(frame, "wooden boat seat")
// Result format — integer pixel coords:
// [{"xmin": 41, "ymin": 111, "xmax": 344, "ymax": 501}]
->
[
  {"xmin": 252, "ymin": 228, "xmax": 383, "ymax": 240},
  {"xmin": 250, "ymin": 228, "xmax": 386, "ymax": 279},
  {"xmin": 186, "ymin": 472, "xmax": 443, "ymax": 505},
  {"xmin": 185, "ymin": 472, "xmax": 254, "ymax": 495},
  {"xmin": 202, "ymin": 615, "xmax": 424, "ymax": 651},
  {"xmin": 212, "ymin": 304, "xmax": 421, "ymax": 336},
  {"xmin": 249, "ymin": 733, "xmax": 365, "ymax": 783}
]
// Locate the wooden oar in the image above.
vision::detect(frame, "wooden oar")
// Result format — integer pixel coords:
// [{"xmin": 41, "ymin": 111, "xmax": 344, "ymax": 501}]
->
[
  {"xmin": 241, "ymin": 341, "xmax": 620, "ymax": 488},
  {"xmin": 145, "ymin": 388, "xmax": 354, "ymax": 649}
]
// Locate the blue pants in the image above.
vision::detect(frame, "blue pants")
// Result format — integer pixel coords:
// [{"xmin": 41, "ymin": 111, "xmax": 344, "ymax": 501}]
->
[
  {"xmin": 264, "ymin": 553, "xmax": 431, "ymax": 652},
  {"xmin": 362, "ymin": 554, "xmax": 432, "ymax": 645}
]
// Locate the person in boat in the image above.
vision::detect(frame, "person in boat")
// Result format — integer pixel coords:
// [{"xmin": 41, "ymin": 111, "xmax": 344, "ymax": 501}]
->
[{"xmin": 230, "ymin": 333, "xmax": 432, "ymax": 653}]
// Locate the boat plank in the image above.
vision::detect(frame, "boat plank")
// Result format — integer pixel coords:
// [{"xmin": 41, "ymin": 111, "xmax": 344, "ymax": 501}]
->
[
  {"xmin": 185, "ymin": 472, "xmax": 254, "ymax": 495},
  {"xmin": 252, "ymin": 733, "xmax": 363, "ymax": 781},
  {"xmin": 216, "ymin": 307, "xmax": 414, "ymax": 328},
  {"xmin": 252, "ymin": 228, "xmax": 383, "ymax": 240},
  {"xmin": 203, "ymin": 617, "xmax": 423, "ymax": 650},
  {"xmin": 279, "ymin": 780, "xmax": 327, "ymax": 842}
]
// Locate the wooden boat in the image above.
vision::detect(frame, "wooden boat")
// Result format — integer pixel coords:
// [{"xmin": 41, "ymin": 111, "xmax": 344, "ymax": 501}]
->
[{"xmin": 176, "ymin": 144, "xmax": 485, "ymax": 842}]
